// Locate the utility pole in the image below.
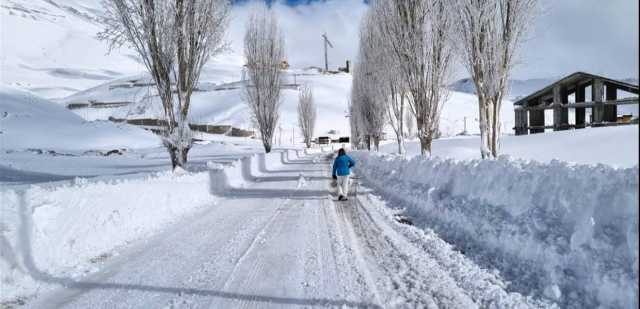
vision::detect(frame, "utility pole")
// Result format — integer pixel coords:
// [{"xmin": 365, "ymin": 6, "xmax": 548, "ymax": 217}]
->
[{"xmin": 322, "ymin": 33, "xmax": 333, "ymax": 73}]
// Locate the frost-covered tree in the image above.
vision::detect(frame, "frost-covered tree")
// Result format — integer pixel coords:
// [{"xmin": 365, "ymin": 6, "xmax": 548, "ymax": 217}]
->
[
  {"xmin": 351, "ymin": 9, "xmax": 388, "ymax": 151},
  {"xmin": 374, "ymin": 0, "xmax": 454, "ymax": 156},
  {"xmin": 243, "ymin": 7, "xmax": 285, "ymax": 153},
  {"xmin": 100, "ymin": 0, "xmax": 230, "ymax": 169},
  {"xmin": 449, "ymin": 0, "xmax": 538, "ymax": 158},
  {"xmin": 297, "ymin": 84, "xmax": 316, "ymax": 148},
  {"xmin": 383, "ymin": 58, "xmax": 407, "ymax": 154}
]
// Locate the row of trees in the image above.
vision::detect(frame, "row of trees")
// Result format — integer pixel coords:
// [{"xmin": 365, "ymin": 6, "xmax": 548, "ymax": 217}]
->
[
  {"xmin": 350, "ymin": 0, "xmax": 538, "ymax": 158},
  {"xmin": 102, "ymin": 1, "xmax": 298, "ymax": 168}
]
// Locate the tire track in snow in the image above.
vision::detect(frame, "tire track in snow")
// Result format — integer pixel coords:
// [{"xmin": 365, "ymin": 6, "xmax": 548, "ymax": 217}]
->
[
  {"xmin": 219, "ymin": 198, "xmax": 293, "ymax": 293},
  {"xmin": 342, "ymin": 197, "xmax": 472, "ymax": 308},
  {"xmin": 330, "ymin": 198, "xmax": 384, "ymax": 306}
]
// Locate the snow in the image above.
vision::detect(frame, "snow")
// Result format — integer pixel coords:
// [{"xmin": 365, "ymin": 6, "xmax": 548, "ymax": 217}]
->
[
  {"xmin": 351, "ymin": 151, "xmax": 639, "ymax": 308},
  {"xmin": 56, "ymin": 68, "xmax": 353, "ymax": 140},
  {"xmin": 0, "ymin": 171, "xmax": 216, "ymax": 302},
  {"xmin": 0, "ymin": 85, "xmax": 160, "ymax": 151},
  {"xmin": 1, "ymin": 1, "xmax": 637, "ymax": 308},
  {"xmin": 0, "ymin": 0, "xmax": 143, "ymax": 98},
  {"xmin": 0, "ymin": 144, "xmax": 261, "ymax": 303},
  {"xmin": 3, "ymin": 150, "xmax": 556, "ymax": 308},
  {"xmin": 438, "ymin": 91, "xmax": 515, "ymax": 137},
  {"xmin": 381, "ymin": 125, "xmax": 639, "ymax": 168}
]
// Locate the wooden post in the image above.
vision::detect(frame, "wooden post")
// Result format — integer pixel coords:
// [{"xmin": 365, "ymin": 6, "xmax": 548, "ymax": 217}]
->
[
  {"xmin": 592, "ymin": 79, "xmax": 604, "ymax": 126},
  {"xmin": 605, "ymin": 84, "xmax": 618, "ymax": 123},
  {"xmin": 515, "ymin": 107, "xmax": 528, "ymax": 135},
  {"xmin": 514, "ymin": 108, "xmax": 520, "ymax": 135},
  {"xmin": 529, "ymin": 98, "xmax": 545, "ymax": 134},
  {"xmin": 561, "ymin": 86, "xmax": 569, "ymax": 129},
  {"xmin": 575, "ymin": 85, "xmax": 586, "ymax": 128},
  {"xmin": 552, "ymin": 86, "xmax": 568, "ymax": 131}
]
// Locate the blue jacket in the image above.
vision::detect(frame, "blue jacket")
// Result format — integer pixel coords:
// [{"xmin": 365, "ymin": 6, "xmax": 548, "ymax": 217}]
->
[{"xmin": 332, "ymin": 154, "xmax": 355, "ymax": 177}]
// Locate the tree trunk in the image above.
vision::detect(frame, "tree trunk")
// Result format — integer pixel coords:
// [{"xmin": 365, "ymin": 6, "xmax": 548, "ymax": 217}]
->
[
  {"xmin": 477, "ymin": 95, "xmax": 491, "ymax": 159},
  {"xmin": 167, "ymin": 145, "xmax": 179, "ymax": 170},
  {"xmin": 181, "ymin": 146, "xmax": 190, "ymax": 165},
  {"xmin": 419, "ymin": 135, "xmax": 432, "ymax": 156},
  {"xmin": 489, "ymin": 96, "xmax": 502, "ymax": 158},
  {"xmin": 264, "ymin": 142, "xmax": 272, "ymax": 153},
  {"xmin": 397, "ymin": 132, "xmax": 405, "ymax": 154},
  {"xmin": 166, "ymin": 144, "xmax": 190, "ymax": 170}
]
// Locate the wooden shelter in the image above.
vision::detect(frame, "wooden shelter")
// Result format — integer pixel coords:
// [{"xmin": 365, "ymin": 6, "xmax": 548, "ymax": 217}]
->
[{"xmin": 513, "ymin": 72, "xmax": 639, "ymax": 135}]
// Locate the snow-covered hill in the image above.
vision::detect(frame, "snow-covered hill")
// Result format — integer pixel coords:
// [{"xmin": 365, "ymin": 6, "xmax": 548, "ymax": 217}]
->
[
  {"xmin": 0, "ymin": 85, "xmax": 159, "ymax": 151},
  {"xmin": 1, "ymin": 0, "xmax": 514, "ymax": 142},
  {"xmin": 0, "ymin": 0, "xmax": 143, "ymax": 98}
]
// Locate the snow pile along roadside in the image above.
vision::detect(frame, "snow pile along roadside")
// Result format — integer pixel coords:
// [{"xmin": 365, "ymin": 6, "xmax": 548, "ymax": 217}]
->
[
  {"xmin": 352, "ymin": 152, "xmax": 639, "ymax": 309},
  {"xmin": 0, "ymin": 171, "xmax": 216, "ymax": 303}
]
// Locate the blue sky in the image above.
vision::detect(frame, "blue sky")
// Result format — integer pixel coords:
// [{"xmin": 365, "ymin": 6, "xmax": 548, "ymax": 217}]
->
[{"xmin": 232, "ymin": 0, "xmax": 331, "ymax": 6}]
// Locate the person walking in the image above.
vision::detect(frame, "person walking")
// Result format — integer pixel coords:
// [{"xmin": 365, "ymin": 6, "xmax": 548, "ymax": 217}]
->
[{"xmin": 332, "ymin": 148, "xmax": 356, "ymax": 201}]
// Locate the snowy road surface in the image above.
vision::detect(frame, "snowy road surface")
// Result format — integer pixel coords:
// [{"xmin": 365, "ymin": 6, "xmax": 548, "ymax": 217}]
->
[{"xmin": 24, "ymin": 154, "xmax": 550, "ymax": 308}]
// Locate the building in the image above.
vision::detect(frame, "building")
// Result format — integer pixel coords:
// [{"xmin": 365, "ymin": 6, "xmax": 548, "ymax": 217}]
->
[{"xmin": 513, "ymin": 72, "xmax": 639, "ymax": 135}]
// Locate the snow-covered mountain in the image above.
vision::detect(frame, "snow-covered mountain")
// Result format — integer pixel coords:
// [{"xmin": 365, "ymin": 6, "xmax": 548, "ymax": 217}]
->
[
  {"xmin": 449, "ymin": 77, "xmax": 557, "ymax": 100},
  {"xmin": 450, "ymin": 77, "xmax": 640, "ymax": 101}
]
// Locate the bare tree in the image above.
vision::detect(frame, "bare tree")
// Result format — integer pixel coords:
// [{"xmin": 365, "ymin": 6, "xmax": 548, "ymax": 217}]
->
[
  {"xmin": 100, "ymin": 0, "xmax": 230, "ymax": 169},
  {"xmin": 351, "ymin": 9, "xmax": 388, "ymax": 151},
  {"xmin": 297, "ymin": 84, "xmax": 316, "ymax": 148},
  {"xmin": 374, "ymin": 0, "xmax": 454, "ymax": 156},
  {"xmin": 383, "ymin": 58, "xmax": 407, "ymax": 154},
  {"xmin": 450, "ymin": 0, "xmax": 538, "ymax": 158},
  {"xmin": 348, "ymin": 98, "xmax": 365, "ymax": 150},
  {"xmin": 243, "ymin": 7, "xmax": 285, "ymax": 153}
]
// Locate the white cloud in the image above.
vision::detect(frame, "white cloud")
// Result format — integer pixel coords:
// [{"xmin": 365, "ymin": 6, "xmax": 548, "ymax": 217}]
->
[
  {"xmin": 226, "ymin": 0, "xmax": 368, "ymax": 70},
  {"xmin": 513, "ymin": 0, "xmax": 639, "ymax": 80},
  {"xmin": 223, "ymin": 0, "xmax": 638, "ymax": 80}
]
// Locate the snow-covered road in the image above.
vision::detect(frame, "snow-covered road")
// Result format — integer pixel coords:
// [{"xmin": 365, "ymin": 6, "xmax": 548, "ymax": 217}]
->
[{"xmin": 23, "ymin": 153, "xmax": 551, "ymax": 309}]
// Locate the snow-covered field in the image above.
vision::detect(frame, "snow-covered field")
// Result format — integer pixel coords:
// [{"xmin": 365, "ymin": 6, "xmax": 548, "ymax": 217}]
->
[{"xmin": 381, "ymin": 125, "xmax": 639, "ymax": 168}]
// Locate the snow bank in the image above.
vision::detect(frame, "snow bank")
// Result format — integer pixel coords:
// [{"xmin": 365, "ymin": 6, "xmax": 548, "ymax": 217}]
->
[
  {"xmin": 352, "ymin": 152, "xmax": 639, "ymax": 308},
  {"xmin": 208, "ymin": 150, "xmax": 299, "ymax": 194},
  {"xmin": 0, "ymin": 171, "xmax": 215, "ymax": 303}
]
